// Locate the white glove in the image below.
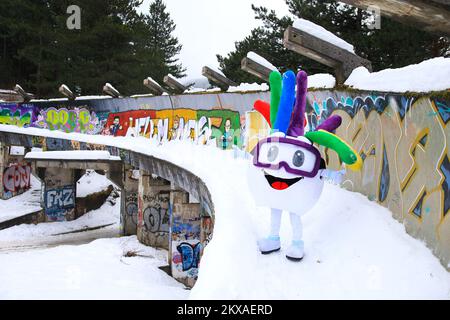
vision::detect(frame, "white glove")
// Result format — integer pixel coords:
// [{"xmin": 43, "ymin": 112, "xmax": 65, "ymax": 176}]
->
[{"xmin": 320, "ymin": 169, "xmax": 346, "ymax": 185}]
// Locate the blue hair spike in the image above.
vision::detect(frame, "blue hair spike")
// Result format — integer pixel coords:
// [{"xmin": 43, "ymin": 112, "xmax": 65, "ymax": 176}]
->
[{"xmin": 273, "ymin": 70, "xmax": 296, "ymax": 134}]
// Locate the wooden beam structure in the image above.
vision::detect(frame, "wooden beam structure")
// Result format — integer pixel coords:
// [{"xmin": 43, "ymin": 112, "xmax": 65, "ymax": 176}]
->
[
  {"xmin": 143, "ymin": 77, "xmax": 166, "ymax": 96},
  {"xmin": 240, "ymin": 56, "xmax": 274, "ymax": 82},
  {"xmin": 13, "ymin": 85, "xmax": 33, "ymax": 102},
  {"xmin": 338, "ymin": 0, "xmax": 450, "ymax": 35},
  {"xmin": 201, "ymin": 66, "xmax": 237, "ymax": 90},
  {"xmin": 163, "ymin": 75, "xmax": 187, "ymax": 94},
  {"xmin": 103, "ymin": 83, "xmax": 121, "ymax": 98},
  {"xmin": 283, "ymin": 26, "xmax": 372, "ymax": 84},
  {"xmin": 58, "ymin": 84, "xmax": 76, "ymax": 100}
]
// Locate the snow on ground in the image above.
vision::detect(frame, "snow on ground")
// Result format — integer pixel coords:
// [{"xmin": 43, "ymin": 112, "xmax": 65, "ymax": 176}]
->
[
  {"xmin": 77, "ymin": 170, "xmax": 115, "ymax": 198},
  {"xmin": 293, "ymin": 18, "xmax": 355, "ymax": 53},
  {"xmin": 247, "ymin": 52, "xmax": 278, "ymax": 71},
  {"xmin": 0, "ymin": 198, "xmax": 119, "ymax": 243},
  {"xmin": 345, "ymin": 57, "xmax": 450, "ymax": 92},
  {"xmin": 0, "ymin": 126, "xmax": 449, "ymax": 299},
  {"xmin": 0, "ymin": 175, "xmax": 41, "ymax": 224},
  {"xmin": 308, "ymin": 73, "xmax": 336, "ymax": 89},
  {"xmin": 0, "ymin": 236, "xmax": 188, "ymax": 299},
  {"xmin": 227, "ymin": 83, "xmax": 270, "ymax": 93}
]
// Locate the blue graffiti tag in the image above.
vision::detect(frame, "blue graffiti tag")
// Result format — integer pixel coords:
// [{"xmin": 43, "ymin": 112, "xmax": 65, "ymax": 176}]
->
[{"xmin": 176, "ymin": 242, "xmax": 202, "ymax": 271}]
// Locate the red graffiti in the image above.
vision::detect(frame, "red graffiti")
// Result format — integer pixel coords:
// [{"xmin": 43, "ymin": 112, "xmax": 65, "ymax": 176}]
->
[
  {"xmin": 105, "ymin": 110, "xmax": 156, "ymax": 137},
  {"xmin": 3, "ymin": 164, "xmax": 31, "ymax": 193}
]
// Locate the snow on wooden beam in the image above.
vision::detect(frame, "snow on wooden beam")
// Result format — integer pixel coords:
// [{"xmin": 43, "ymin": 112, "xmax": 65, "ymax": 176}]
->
[
  {"xmin": 283, "ymin": 26, "xmax": 372, "ymax": 84},
  {"xmin": 143, "ymin": 77, "xmax": 166, "ymax": 96},
  {"xmin": 240, "ymin": 57, "xmax": 273, "ymax": 82},
  {"xmin": 58, "ymin": 84, "xmax": 76, "ymax": 100},
  {"xmin": 339, "ymin": 0, "xmax": 450, "ymax": 35},
  {"xmin": 103, "ymin": 83, "xmax": 121, "ymax": 98},
  {"xmin": 13, "ymin": 85, "xmax": 33, "ymax": 102},
  {"xmin": 163, "ymin": 74, "xmax": 187, "ymax": 94},
  {"xmin": 201, "ymin": 66, "xmax": 237, "ymax": 90}
]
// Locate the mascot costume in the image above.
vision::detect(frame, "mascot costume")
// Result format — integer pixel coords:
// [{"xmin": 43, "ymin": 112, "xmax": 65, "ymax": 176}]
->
[{"xmin": 248, "ymin": 70, "xmax": 362, "ymax": 261}]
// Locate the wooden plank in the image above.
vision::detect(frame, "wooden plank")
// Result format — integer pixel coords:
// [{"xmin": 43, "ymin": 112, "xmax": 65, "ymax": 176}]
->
[
  {"xmin": 339, "ymin": 0, "xmax": 450, "ymax": 35},
  {"xmin": 163, "ymin": 75, "xmax": 187, "ymax": 94},
  {"xmin": 201, "ymin": 66, "xmax": 237, "ymax": 90},
  {"xmin": 143, "ymin": 78, "xmax": 166, "ymax": 96},
  {"xmin": 240, "ymin": 57, "xmax": 274, "ymax": 82},
  {"xmin": 283, "ymin": 26, "xmax": 372, "ymax": 84}
]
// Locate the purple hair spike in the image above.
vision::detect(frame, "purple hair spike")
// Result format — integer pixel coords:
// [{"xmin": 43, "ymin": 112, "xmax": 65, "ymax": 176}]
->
[
  {"xmin": 287, "ymin": 70, "xmax": 308, "ymax": 137},
  {"xmin": 316, "ymin": 115, "xmax": 342, "ymax": 132}
]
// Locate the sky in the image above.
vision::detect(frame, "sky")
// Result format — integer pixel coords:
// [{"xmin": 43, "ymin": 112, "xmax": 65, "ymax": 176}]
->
[{"xmin": 138, "ymin": 0, "xmax": 292, "ymax": 80}]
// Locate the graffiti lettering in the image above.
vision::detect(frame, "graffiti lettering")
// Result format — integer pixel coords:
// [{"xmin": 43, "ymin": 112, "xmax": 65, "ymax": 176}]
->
[
  {"xmin": 0, "ymin": 104, "xmax": 36, "ymax": 127},
  {"xmin": 175, "ymin": 241, "xmax": 202, "ymax": 272},
  {"xmin": 45, "ymin": 186, "xmax": 75, "ymax": 221},
  {"xmin": 2, "ymin": 163, "xmax": 31, "ymax": 199},
  {"xmin": 36, "ymin": 107, "xmax": 99, "ymax": 134}
]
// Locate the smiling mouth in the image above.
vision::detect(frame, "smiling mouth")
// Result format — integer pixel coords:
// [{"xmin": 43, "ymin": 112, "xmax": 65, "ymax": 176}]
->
[{"xmin": 264, "ymin": 173, "xmax": 304, "ymax": 190}]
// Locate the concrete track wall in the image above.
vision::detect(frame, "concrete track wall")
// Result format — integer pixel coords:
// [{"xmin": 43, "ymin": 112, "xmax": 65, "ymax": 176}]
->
[{"xmin": 0, "ymin": 89, "xmax": 449, "ymax": 270}]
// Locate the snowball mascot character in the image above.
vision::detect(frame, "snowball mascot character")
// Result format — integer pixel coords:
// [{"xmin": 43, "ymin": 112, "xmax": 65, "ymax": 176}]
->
[{"xmin": 248, "ymin": 70, "xmax": 362, "ymax": 261}]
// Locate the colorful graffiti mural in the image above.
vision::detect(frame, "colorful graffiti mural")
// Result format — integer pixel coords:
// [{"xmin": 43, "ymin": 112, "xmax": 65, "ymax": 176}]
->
[
  {"xmin": 0, "ymin": 104, "xmax": 37, "ymax": 127},
  {"xmin": 2, "ymin": 163, "xmax": 31, "ymax": 199},
  {"xmin": 35, "ymin": 107, "xmax": 100, "ymax": 134},
  {"xmin": 44, "ymin": 186, "xmax": 75, "ymax": 221},
  {"xmin": 307, "ymin": 92, "xmax": 450, "ymax": 267},
  {"xmin": 104, "ymin": 109, "xmax": 243, "ymax": 148}
]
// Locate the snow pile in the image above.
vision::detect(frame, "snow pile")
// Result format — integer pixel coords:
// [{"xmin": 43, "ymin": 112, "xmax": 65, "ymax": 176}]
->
[
  {"xmin": 77, "ymin": 170, "xmax": 115, "ymax": 198},
  {"xmin": 293, "ymin": 18, "xmax": 355, "ymax": 53},
  {"xmin": 247, "ymin": 52, "xmax": 278, "ymax": 71},
  {"xmin": 345, "ymin": 57, "xmax": 450, "ymax": 92},
  {"xmin": 0, "ymin": 236, "xmax": 187, "ymax": 299},
  {"xmin": 25, "ymin": 150, "xmax": 120, "ymax": 161},
  {"xmin": 0, "ymin": 175, "xmax": 41, "ymax": 224},
  {"xmin": 184, "ymin": 87, "xmax": 221, "ymax": 94},
  {"xmin": 308, "ymin": 73, "xmax": 336, "ymax": 89},
  {"xmin": 0, "ymin": 199, "xmax": 119, "ymax": 242},
  {"xmin": 227, "ymin": 83, "xmax": 270, "ymax": 93}
]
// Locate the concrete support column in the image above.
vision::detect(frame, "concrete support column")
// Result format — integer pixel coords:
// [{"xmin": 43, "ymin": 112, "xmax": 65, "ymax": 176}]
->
[
  {"xmin": 169, "ymin": 189, "xmax": 202, "ymax": 288},
  {"xmin": 121, "ymin": 167, "xmax": 139, "ymax": 236},
  {"xmin": 137, "ymin": 169, "xmax": 171, "ymax": 249},
  {"xmin": 40, "ymin": 167, "xmax": 76, "ymax": 222}
]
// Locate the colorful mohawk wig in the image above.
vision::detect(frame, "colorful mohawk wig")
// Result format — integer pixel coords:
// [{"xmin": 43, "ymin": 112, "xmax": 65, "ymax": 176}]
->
[{"xmin": 254, "ymin": 70, "xmax": 362, "ymax": 171}]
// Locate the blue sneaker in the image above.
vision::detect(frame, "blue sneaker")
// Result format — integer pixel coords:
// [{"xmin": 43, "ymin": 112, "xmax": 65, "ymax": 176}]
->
[
  {"xmin": 258, "ymin": 236, "xmax": 281, "ymax": 254},
  {"xmin": 286, "ymin": 240, "xmax": 304, "ymax": 261}
]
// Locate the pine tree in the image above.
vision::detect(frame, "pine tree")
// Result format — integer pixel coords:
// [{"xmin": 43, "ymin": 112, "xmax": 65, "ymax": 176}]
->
[
  {"xmin": 0, "ymin": 0, "xmax": 186, "ymax": 97},
  {"xmin": 144, "ymin": 0, "xmax": 185, "ymax": 81}
]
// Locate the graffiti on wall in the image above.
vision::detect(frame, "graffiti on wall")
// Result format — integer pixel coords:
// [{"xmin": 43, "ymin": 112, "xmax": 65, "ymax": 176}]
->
[
  {"xmin": 35, "ymin": 107, "xmax": 100, "ymax": 134},
  {"xmin": 2, "ymin": 163, "xmax": 31, "ymax": 199},
  {"xmin": 44, "ymin": 186, "xmax": 75, "ymax": 221},
  {"xmin": 142, "ymin": 193, "xmax": 170, "ymax": 234},
  {"xmin": 103, "ymin": 108, "xmax": 243, "ymax": 149},
  {"xmin": 0, "ymin": 104, "xmax": 37, "ymax": 127},
  {"xmin": 125, "ymin": 192, "xmax": 138, "ymax": 227},
  {"xmin": 172, "ymin": 240, "xmax": 202, "ymax": 279},
  {"xmin": 308, "ymin": 93, "xmax": 450, "ymax": 266}
]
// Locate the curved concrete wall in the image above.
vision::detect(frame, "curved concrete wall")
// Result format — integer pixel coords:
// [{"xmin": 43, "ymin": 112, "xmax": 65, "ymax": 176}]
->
[{"xmin": 0, "ymin": 89, "xmax": 448, "ymax": 270}]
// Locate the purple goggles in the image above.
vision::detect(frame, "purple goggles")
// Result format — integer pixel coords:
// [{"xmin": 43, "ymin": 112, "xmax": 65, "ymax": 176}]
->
[{"xmin": 253, "ymin": 136, "xmax": 321, "ymax": 178}]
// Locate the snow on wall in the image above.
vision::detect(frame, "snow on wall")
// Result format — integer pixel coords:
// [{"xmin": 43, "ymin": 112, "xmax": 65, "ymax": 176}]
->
[{"xmin": 345, "ymin": 57, "xmax": 450, "ymax": 93}]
